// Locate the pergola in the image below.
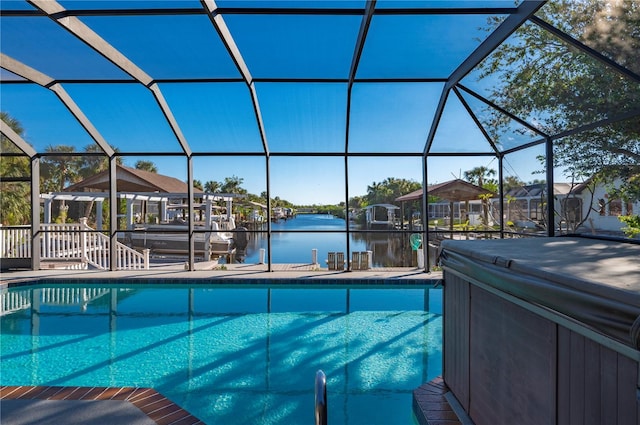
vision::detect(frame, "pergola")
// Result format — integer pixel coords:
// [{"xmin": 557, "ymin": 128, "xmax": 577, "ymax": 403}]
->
[
  {"xmin": 1, "ymin": 0, "xmax": 638, "ymax": 271},
  {"xmin": 396, "ymin": 179, "xmax": 493, "ymax": 232}
]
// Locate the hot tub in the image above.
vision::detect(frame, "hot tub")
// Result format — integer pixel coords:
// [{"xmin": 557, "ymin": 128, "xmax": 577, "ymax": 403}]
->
[{"xmin": 439, "ymin": 236, "xmax": 640, "ymax": 425}]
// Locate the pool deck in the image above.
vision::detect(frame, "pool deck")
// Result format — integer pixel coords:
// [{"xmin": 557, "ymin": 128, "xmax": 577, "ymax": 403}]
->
[
  {"xmin": 0, "ymin": 386, "xmax": 203, "ymax": 425},
  {"xmin": 413, "ymin": 377, "xmax": 471, "ymax": 425},
  {"xmin": 0, "ymin": 263, "xmax": 442, "ymax": 286}
]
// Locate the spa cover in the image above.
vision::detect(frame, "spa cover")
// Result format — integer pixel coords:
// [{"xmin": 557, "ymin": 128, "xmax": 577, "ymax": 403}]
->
[{"xmin": 439, "ymin": 237, "xmax": 640, "ymax": 350}]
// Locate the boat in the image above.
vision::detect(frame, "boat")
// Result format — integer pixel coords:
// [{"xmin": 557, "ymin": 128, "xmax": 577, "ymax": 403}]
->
[
  {"xmin": 271, "ymin": 207, "xmax": 286, "ymax": 222},
  {"xmin": 126, "ymin": 219, "xmax": 234, "ymax": 258}
]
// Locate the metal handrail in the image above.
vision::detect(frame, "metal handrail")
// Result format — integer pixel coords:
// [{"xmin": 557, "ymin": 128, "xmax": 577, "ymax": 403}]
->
[{"xmin": 315, "ymin": 370, "xmax": 327, "ymax": 425}]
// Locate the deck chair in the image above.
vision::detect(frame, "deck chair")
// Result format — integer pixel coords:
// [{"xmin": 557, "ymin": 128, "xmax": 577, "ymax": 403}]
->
[
  {"xmin": 351, "ymin": 252, "xmax": 361, "ymax": 270},
  {"xmin": 358, "ymin": 251, "xmax": 369, "ymax": 270},
  {"xmin": 336, "ymin": 252, "xmax": 345, "ymax": 270},
  {"xmin": 327, "ymin": 252, "xmax": 336, "ymax": 270}
]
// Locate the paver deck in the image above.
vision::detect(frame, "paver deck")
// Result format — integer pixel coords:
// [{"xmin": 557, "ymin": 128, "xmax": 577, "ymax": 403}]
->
[{"xmin": 0, "ymin": 386, "xmax": 203, "ymax": 425}]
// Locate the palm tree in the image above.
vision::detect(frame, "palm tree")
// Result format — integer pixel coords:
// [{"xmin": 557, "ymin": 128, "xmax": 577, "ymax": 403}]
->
[
  {"xmin": 135, "ymin": 160, "xmax": 158, "ymax": 173},
  {"xmin": 76, "ymin": 144, "xmax": 122, "ymax": 222},
  {"xmin": 77, "ymin": 144, "xmax": 109, "ymax": 178},
  {"xmin": 41, "ymin": 145, "xmax": 79, "ymax": 193},
  {"xmin": 40, "ymin": 145, "xmax": 81, "ymax": 222},
  {"xmin": 204, "ymin": 180, "xmax": 221, "ymax": 193},
  {"xmin": 464, "ymin": 167, "xmax": 498, "ymax": 228},
  {"xmin": 463, "ymin": 166, "xmax": 496, "ymax": 189},
  {"xmin": 221, "ymin": 175, "xmax": 246, "ymax": 194},
  {"xmin": 503, "ymin": 175, "xmax": 524, "ymax": 192},
  {"xmin": 0, "ymin": 112, "xmax": 30, "ymax": 224}
]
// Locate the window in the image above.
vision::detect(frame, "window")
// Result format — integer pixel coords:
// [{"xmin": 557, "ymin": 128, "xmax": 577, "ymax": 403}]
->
[
  {"xmin": 609, "ymin": 199, "xmax": 622, "ymax": 216},
  {"xmin": 562, "ymin": 198, "xmax": 582, "ymax": 223},
  {"xmin": 625, "ymin": 201, "xmax": 634, "ymax": 215}
]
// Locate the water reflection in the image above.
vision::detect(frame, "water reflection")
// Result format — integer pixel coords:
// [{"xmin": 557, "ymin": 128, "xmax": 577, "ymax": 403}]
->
[{"xmin": 240, "ymin": 214, "xmax": 421, "ymax": 267}]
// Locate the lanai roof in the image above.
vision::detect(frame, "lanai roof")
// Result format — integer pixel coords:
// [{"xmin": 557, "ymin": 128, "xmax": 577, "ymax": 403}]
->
[{"xmin": 1, "ymin": 1, "xmax": 638, "ymax": 159}]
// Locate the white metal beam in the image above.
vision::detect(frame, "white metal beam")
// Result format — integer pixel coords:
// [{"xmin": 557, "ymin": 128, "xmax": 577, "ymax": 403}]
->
[
  {"xmin": 0, "ymin": 118, "xmax": 37, "ymax": 158},
  {"xmin": 28, "ymin": 0, "xmax": 193, "ymax": 156},
  {"xmin": 50, "ymin": 84, "xmax": 116, "ymax": 156},
  {"xmin": 1, "ymin": 54, "xmax": 116, "ymax": 156},
  {"xmin": 202, "ymin": 0, "xmax": 270, "ymax": 156},
  {"xmin": 28, "ymin": 0, "xmax": 153, "ymax": 85},
  {"xmin": 0, "ymin": 53, "xmax": 54, "ymax": 87}
]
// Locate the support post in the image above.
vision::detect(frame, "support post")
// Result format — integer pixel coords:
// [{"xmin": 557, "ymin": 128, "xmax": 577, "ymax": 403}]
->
[
  {"xmin": 545, "ymin": 137, "xmax": 555, "ymax": 236},
  {"xmin": 125, "ymin": 198, "xmax": 134, "ymax": 229},
  {"xmin": 96, "ymin": 200, "xmax": 103, "ymax": 230},
  {"xmin": 80, "ymin": 217, "xmax": 88, "ymax": 263},
  {"xmin": 187, "ymin": 156, "xmax": 195, "ymax": 271},
  {"xmin": 109, "ymin": 157, "xmax": 118, "ymax": 271},
  {"xmin": 31, "ymin": 157, "xmax": 41, "ymax": 271},
  {"xmin": 143, "ymin": 248, "xmax": 150, "ymax": 270},
  {"xmin": 421, "ymin": 155, "xmax": 429, "ymax": 272},
  {"xmin": 499, "ymin": 155, "xmax": 505, "ymax": 238}
]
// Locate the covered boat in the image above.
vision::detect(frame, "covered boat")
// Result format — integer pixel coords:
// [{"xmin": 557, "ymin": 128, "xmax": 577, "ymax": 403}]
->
[{"xmin": 127, "ymin": 219, "xmax": 233, "ymax": 258}]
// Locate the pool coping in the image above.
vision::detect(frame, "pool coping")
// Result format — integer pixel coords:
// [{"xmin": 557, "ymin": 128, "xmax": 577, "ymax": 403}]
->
[
  {"xmin": 0, "ymin": 267, "xmax": 443, "ymax": 289},
  {"xmin": 0, "ymin": 386, "xmax": 204, "ymax": 425}
]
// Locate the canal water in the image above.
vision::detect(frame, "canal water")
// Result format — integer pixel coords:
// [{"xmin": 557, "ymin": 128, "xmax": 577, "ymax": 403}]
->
[{"xmin": 238, "ymin": 214, "xmax": 420, "ymax": 267}]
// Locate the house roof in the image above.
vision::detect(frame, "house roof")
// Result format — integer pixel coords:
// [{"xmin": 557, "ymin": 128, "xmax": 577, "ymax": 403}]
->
[
  {"xmin": 504, "ymin": 183, "xmax": 574, "ymax": 198},
  {"xmin": 64, "ymin": 165, "xmax": 201, "ymax": 194},
  {"xmin": 395, "ymin": 179, "xmax": 494, "ymax": 203},
  {"xmin": 365, "ymin": 204, "xmax": 400, "ymax": 210}
]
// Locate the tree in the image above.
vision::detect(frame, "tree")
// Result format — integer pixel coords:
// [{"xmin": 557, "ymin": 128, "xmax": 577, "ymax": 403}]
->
[
  {"xmin": 349, "ymin": 195, "xmax": 367, "ymax": 209},
  {"xmin": 478, "ymin": 0, "xmax": 640, "ymax": 200},
  {"xmin": 463, "ymin": 166, "xmax": 497, "ymax": 190},
  {"xmin": 220, "ymin": 175, "xmax": 246, "ymax": 194},
  {"xmin": 193, "ymin": 179, "xmax": 203, "ymax": 190},
  {"xmin": 503, "ymin": 176, "xmax": 524, "ymax": 192},
  {"xmin": 39, "ymin": 145, "xmax": 83, "ymax": 223},
  {"xmin": 365, "ymin": 177, "xmax": 421, "ymax": 206},
  {"xmin": 76, "ymin": 144, "xmax": 121, "ymax": 179},
  {"xmin": 41, "ymin": 145, "xmax": 79, "ymax": 193},
  {"xmin": 204, "ymin": 180, "xmax": 221, "ymax": 193},
  {"xmin": 135, "ymin": 160, "xmax": 157, "ymax": 173},
  {"xmin": 0, "ymin": 112, "xmax": 30, "ymax": 225},
  {"xmin": 75, "ymin": 145, "xmax": 123, "ymax": 222},
  {"xmin": 464, "ymin": 167, "xmax": 498, "ymax": 227}
]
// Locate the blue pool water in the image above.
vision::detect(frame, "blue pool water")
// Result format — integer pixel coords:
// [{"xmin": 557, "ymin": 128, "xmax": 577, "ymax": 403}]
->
[{"xmin": 1, "ymin": 284, "xmax": 442, "ymax": 425}]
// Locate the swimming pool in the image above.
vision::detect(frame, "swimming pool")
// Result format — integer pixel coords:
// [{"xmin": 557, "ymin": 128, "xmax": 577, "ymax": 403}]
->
[{"xmin": 1, "ymin": 283, "xmax": 442, "ymax": 424}]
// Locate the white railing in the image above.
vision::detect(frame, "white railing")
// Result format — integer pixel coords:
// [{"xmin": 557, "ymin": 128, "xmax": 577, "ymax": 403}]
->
[
  {"xmin": 0, "ymin": 288, "xmax": 31, "ymax": 316},
  {"xmin": 1, "ymin": 287, "xmax": 116, "ymax": 316},
  {"xmin": 0, "ymin": 225, "xmax": 31, "ymax": 258},
  {"xmin": 115, "ymin": 242, "xmax": 148, "ymax": 270},
  {"xmin": 40, "ymin": 286, "xmax": 111, "ymax": 305},
  {"xmin": 41, "ymin": 222, "xmax": 85, "ymax": 261},
  {"xmin": 0, "ymin": 219, "xmax": 148, "ymax": 270}
]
